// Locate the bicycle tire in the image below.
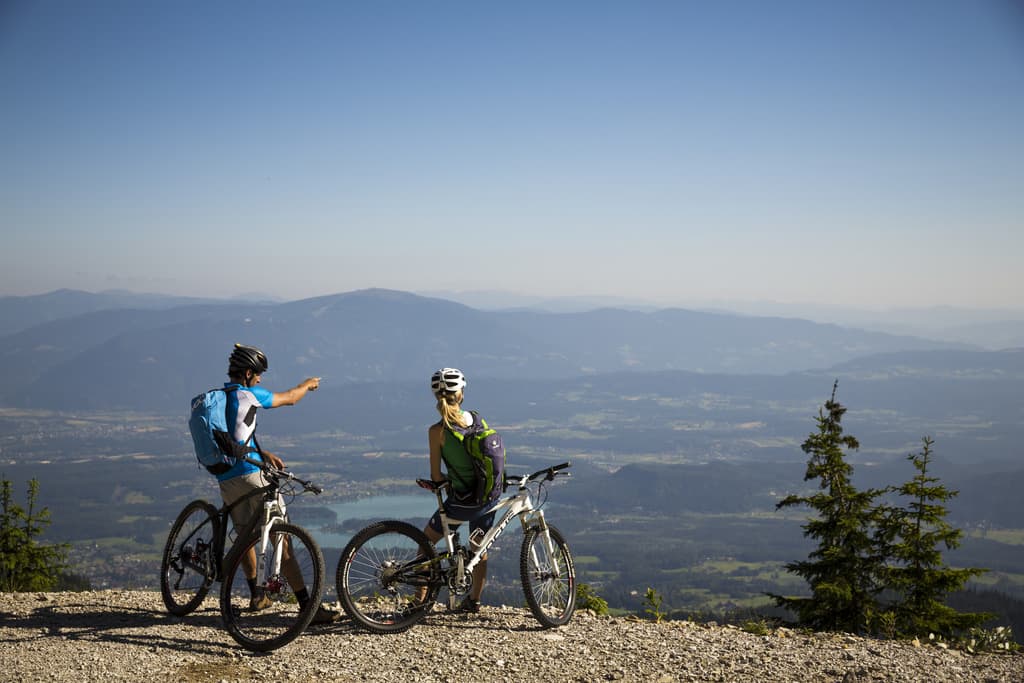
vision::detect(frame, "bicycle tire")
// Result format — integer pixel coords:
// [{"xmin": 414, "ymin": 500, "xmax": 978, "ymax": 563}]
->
[
  {"xmin": 160, "ymin": 500, "xmax": 220, "ymax": 616},
  {"xmin": 219, "ymin": 522, "xmax": 326, "ymax": 652},
  {"xmin": 336, "ymin": 520, "xmax": 439, "ymax": 634},
  {"xmin": 520, "ymin": 524, "xmax": 576, "ymax": 628}
]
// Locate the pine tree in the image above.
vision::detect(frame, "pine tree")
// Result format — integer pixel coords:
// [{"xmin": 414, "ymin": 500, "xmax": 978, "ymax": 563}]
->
[
  {"xmin": 0, "ymin": 478, "xmax": 68, "ymax": 592},
  {"xmin": 878, "ymin": 437, "xmax": 990, "ymax": 637},
  {"xmin": 771, "ymin": 382, "xmax": 887, "ymax": 634}
]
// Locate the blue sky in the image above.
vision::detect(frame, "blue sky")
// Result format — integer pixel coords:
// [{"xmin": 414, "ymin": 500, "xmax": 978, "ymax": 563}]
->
[{"xmin": 2, "ymin": 1, "xmax": 1022, "ymax": 310}]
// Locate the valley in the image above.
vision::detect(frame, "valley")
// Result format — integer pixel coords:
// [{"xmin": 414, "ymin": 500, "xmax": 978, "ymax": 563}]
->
[
  {"xmin": 4, "ymin": 383, "xmax": 1023, "ymax": 634},
  {"xmin": 2, "ymin": 288, "xmax": 1022, "ymax": 638}
]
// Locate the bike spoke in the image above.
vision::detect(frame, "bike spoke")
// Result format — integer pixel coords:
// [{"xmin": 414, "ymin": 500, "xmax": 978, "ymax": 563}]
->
[
  {"xmin": 521, "ymin": 525, "xmax": 576, "ymax": 627},
  {"xmin": 220, "ymin": 523, "xmax": 325, "ymax": 652},
  {"xmin": 160, "ymin": 500, "xmax": 219, "ymax": 616},
  {"xmin": 337, "ymin": 521, "xmax": 438, "ymax": 633}
]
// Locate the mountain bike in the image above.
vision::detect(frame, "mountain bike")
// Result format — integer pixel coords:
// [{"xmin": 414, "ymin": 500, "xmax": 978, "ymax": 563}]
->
[
  {"xmin": 336, "ymin": 461, "xmax": 576, "ymax": 633},
  {"xmin": 159, "ymin": 458, "xmax": 326, "ymax": 652}
]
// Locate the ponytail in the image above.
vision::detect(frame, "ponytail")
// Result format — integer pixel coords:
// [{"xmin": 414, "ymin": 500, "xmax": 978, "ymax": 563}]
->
[{"xmin": 436, "ymin": 391, "xmax": 465, "ymax": 430}]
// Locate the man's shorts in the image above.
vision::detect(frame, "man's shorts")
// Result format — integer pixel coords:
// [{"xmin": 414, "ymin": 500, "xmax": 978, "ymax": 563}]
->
[{"xmin": 219, "ymin": 470, "xmax": 278, "ymax": 536}]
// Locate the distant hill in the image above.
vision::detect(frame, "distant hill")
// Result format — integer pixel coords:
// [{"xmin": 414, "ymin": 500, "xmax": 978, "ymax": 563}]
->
[
  {"xmin": 0, "ymin": 289, "xmax": 252, "ymax": 337},
  {"xmin": 0, "ymin": 288, "xmax": 976, "ymax": 413},
  {"xmin": 425, "ymin": 291, "xmax": 1024, "ymax": 349},
  {"xmin": 555, "ymin": 458, "xmax": 1024, "ymax": 527},
  {"xmin": 564, "ymin": 460, "xmax": 795, "ymax": 514},
  {"xmin": 830, "ymin": 348, "xmax": 1024, "ymax": 378}
]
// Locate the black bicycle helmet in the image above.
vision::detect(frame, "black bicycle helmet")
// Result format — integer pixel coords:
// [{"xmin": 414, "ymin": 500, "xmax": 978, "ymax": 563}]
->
[{"xmin": 228, "ymin": 343, "xmax": 269, "ymax": 376}]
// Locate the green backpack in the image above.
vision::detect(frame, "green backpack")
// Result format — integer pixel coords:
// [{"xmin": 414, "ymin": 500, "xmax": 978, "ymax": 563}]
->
[{"xmin": 444, "ymin": 411, "xmax": 506, "ymax": 506}]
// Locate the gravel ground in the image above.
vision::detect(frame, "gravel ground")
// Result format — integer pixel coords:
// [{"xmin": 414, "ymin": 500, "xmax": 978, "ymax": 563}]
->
[{"xmin": 1, "ymin": 590, "xmax": 1021, "ymax": 682}]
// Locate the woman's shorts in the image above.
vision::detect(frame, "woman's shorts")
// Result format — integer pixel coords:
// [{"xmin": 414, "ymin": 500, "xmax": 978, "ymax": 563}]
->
[{"xmin": 427, "ymin": 494, "xmax": 496, "ymax": 541}]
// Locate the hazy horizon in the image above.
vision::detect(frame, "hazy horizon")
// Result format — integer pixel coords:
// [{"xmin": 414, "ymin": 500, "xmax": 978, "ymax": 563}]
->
[
  {"xmin": 2, "ymin": 1, "xmax": 1022, "ymax": 309},
  {"xmin": 6, "ymin": 283, "xmax": 1024, "ymax": 317}
]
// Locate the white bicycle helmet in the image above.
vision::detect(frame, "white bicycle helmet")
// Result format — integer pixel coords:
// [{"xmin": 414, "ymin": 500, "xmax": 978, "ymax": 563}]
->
[{"xmin": 431, "ymin": 367, "xmax": 466, "ymax": 395}]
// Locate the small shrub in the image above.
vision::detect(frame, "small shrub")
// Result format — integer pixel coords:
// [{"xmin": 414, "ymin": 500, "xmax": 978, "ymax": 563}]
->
[
  {"xmin": 740, "ymin": 618, "xmax": 772, "ymax": 636},
  {"xmin": 643, "ymin": 587, "xmax": 667, "ymax": 623},
  {"xmin": 576, "ymin": 583, "xmax": 609, "ymax": 616},
  {"xmin": 874, "ymin": 610, "xmax": 898, "ymax": 640},
  {"xmin": 0, "ymin": 478, "xmax": 68, "ymax": 592},
  {"xmin": 950, "ymin": 626, "xmax": 1018, "ymax": 654}
]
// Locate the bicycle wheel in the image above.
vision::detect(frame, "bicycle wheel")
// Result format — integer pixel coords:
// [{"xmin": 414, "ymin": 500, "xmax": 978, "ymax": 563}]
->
[
  {"xmin": 336, "ymin": 520, "xmax": 439, "ymax": 634},
  {"xmin": 219, "ymin": 522, "xmax": 325, "ymax": 652},
  {"xmin": 160, "ymin": 500, "xmax": 220, "ymax": 616},
  {"xmin": 520, "ymin": 524, "xmax": 576, "ymax": 628}
]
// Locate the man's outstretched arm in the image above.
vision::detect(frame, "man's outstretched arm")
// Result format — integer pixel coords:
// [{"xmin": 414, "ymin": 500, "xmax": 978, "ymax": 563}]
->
[{"xmin": 271, "ymin": 377, "xmax": 321, "ymax": 407}]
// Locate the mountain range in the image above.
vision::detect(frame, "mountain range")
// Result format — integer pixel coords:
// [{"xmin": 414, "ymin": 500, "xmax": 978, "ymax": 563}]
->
[
  {"xmin": 0, "ymin": 287, "xmax": 999, "ymax": 413},
  {"xmin": 3, "ymin": 288, "xmax": 1023, "ymax": 633},
  {"xmin": 422, "ymin": 289, "xmax": 1024, "ymax": 349}
]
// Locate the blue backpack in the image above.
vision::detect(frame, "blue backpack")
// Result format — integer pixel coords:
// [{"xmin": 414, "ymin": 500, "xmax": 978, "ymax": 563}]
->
[{"xmin": 188, "ymin": 387, "xmax": 254, "ymax": 475}]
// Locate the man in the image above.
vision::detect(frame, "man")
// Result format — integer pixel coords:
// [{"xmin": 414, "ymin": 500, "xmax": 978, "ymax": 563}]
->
[{"xmin": 216, "ymin": 343, "xmax": 338, "ymax": 624}]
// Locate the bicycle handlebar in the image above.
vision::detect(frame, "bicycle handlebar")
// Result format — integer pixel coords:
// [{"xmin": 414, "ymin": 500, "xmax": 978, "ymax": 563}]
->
[
  {"xmin": 415, "ymin": 462, "xmax": 571, "ymax": 493},
  {"xmin": 517, "ymin": 461, "xmax": 571, "ymax": 486},
  {"xmin": 242, "ymin": 456, "xmax": 323, "ymax": 495}
]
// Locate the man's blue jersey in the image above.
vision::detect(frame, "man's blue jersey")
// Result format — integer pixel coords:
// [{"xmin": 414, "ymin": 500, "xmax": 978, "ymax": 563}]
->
[{"xmin": 216, "ymin": 382, "xmax": 274, "ymax": 481}]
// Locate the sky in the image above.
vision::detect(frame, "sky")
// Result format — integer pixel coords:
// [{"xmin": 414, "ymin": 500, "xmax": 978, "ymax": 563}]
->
[{"xmin": 2, "ymin": 1, "xmax": 1022, "ymax": 310}]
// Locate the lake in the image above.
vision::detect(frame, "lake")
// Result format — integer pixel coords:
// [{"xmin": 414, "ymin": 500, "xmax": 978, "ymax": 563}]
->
[{"xmin": 314, "ymin": 494, "xmax": 436, "ymax": 548}]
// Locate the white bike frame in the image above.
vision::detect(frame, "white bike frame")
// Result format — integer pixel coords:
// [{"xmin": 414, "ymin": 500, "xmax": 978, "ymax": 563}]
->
[
  {"xmin": 233, "ymin": 456, "xmax": 322, "ymax": 591},
  {"xmin": 254, "ymin": 493, "xmax": 288, "ymax": 585},
  {"xmin": 432, "ymin": 471, "xmax": 563, "ymax": 594}
]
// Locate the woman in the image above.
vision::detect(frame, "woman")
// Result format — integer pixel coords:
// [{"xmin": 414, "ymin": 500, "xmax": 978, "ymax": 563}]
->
[{"xmin": 417, "ymin": 367, "xmax": 495, "ymax": 613}]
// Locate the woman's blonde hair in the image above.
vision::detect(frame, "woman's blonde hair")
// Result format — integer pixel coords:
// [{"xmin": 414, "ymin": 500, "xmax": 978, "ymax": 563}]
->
[{"xmin": 435, "ymin": 390, "xmax": 465, "ymax": 430}]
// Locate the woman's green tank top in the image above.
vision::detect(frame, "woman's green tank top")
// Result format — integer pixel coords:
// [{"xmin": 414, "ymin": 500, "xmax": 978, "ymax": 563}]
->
[{"xmin": 441, "ymin": 415, "xmax": 475, "ymax": 494}]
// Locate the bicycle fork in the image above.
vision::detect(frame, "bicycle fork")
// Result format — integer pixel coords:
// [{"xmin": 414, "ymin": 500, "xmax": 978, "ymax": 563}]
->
[
  {"xmin": 524, "ymin": 511, "xmax": 562, "ymax": 580},
  {"xmin": 255, "ymin": 502, "xmax": 288, "ymax": 596}
]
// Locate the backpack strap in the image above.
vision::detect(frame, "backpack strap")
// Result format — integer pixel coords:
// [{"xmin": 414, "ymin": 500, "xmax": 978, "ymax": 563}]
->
[
  {"xmin": 472, "ymin": 411, "xmax": 488, "ymax": 432},
  {"xmin": 209, "ymin": 386, "xmax": 258, "ymax": 471},
  {"xmin": 441, "ymin": 412, "xmax": 480, "ymax": 493},
  {"xmin": 231, "ymin": 385, "xmax": 263, "ymax": 462}
]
